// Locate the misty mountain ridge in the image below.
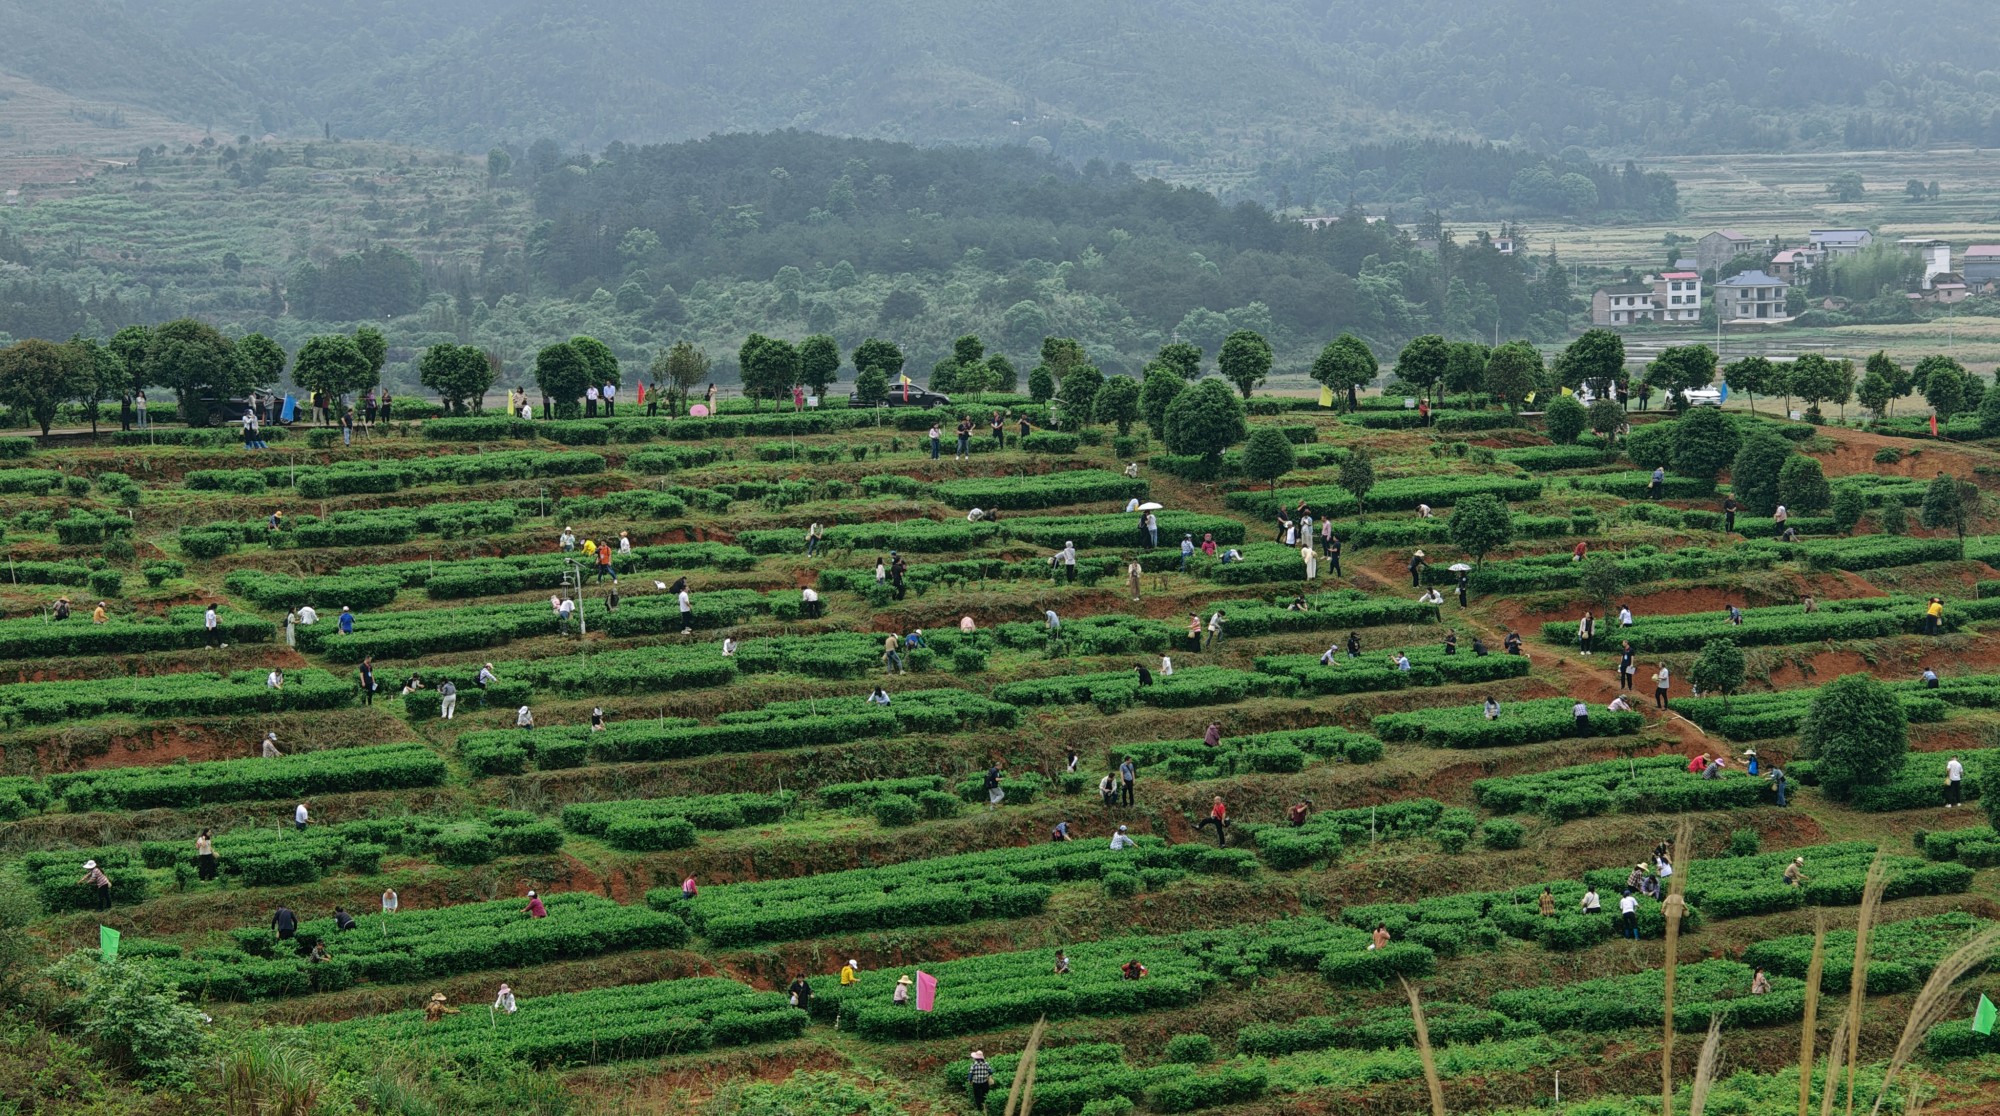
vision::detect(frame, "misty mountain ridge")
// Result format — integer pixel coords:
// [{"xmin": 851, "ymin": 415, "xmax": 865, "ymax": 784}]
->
[{"xmin": 2, "ymin": 0, "xmax": 1998, "ymax": 163}]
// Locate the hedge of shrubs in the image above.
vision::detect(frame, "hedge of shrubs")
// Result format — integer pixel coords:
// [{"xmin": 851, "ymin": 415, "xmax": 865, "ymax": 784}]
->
[
  {"xmin": 459, "ymin": 710, "xmax": 896, "ymax": 775},
  {"xmin": 993, "ymin": 614, "xmax": 1175, "ymax": 656},
  {"xmin": 295, "ymin": 591, "xmax": 770, "ymax": 662},
  {"xmin": 1254, "ymin": 648, "xmax": 1530, "ymax": 695},
  {"xmin": 1916, "ymin": 824, "xmax": 2000, "ymax": 866},
  {"xmin": 156, "ymin": 893, "xmax": 688, "ymax": 1001},
  {"xmin": 1562, "ymin": 471, "xmax": 1716, "ymax": 499},
  {"xmin": 1472, "ymin": 754, "xmax": 1769, "ymax": 821},
  {"xmin": 1537, "ymin": 595, "xmax": 2000, "ymax": 653},
  {"xmin": 299, "ymin": 976, "xmax": 802, "ymax": 1068},
  {"xmin": 0, "ymin": 668, "xmax": 352, "ymax": 728},
  {"xmin": 184, "ymin": 451, "xmax": 607, "ymax": 498},
  {"xmin": 1343, "ymin": 875, "xmax": 1688, "ymax": 957},
  {"xmin": 0, "ymin": 776, "xmax": 53, "ymax": 821},
  {"xmin": 1346, "ymin": 409, "xmax": 1521, "ymax": 432},
  {"xmin": 1581, "ymin": 841, "xmax": 1970, "ymax": 921},
  {"xmin": 1785, "ymin": 752, "xmax": 1984, "ymax": 812},
  {"xmin": 225, "ymin": 569, "xmax": 403, "ymax": 611},
  {"xmin": 1238, "ymin": 1002, "xmax": 1532, "ymax": 1056},
  {"xmin": 120, "ymin": 811, "xmax": 562, "ymax": 892},
  {"xmin": 1372, "ymin": 696, "xmax": 1643, "ymax": 749},
  {"xmin": 651, "ymin": 837, "xmax": 1254, "ymax": 946},
  {"xmin": 1491, "ymin": 960, "xmax": 1805, "ymax": 1031},
  {"xmin": 1423, "ymin": 546, "xmax": 1782, "ymax": 594},
  {"xmin": 1493, "ymin": 445, "xmax": 1612, "ymax": 472},
  {"xmin": 561, "ymin": 791, "xmax": 795, "ymax": 850},
  {"xmin": 804, "ymin": 914, "xmax": 1424, "ymax": 1040},
  {"xmin": 0, "ymin": 606, "xmax": 271, "ymax": 661},
  {"xmin": 996, "ymin": 512, "xmax": 1248, "ymax": 549},
  {"xmin": 738, "ymin": 519, "xmax": 996, "ymax": 554},
  {"xmin": 992, "ymin": 667, "xmax": 1298, "ymax": 712},
  {"xmin": 1246, "ymin": 798, "xmax": 1474, "ymax": 870},
  {"xmin": 0, "ymin": 560, "xmax": 93, "ymax": 587},
  {"xmin": 1741, "ymin": 912, "xmax": 1987, "ymax": 994},
  {"xmin": 1229, "ymin": 475, "xmax": 1543, "ymax": 518},
  {"xmin": 930, "ymin": 469, "xmax": 1145, "ymax": 510},
  {"xmin": 0, "ymin": 468, "xmax": 62, "ymax": 494},
  {"xmin": 1670, "ymin": 675, "xmax": 1999, "ymax": 740},
  {"xmin": 1115, "ymin": 725, "xmax": 1384, "ymax": 783},
  {"xmin": 941, "ymin": 1044, "xmax": 1269, "ymax": 1116},
  {"xmin": 1742, "ymin": 534, "xmax": 1962, "ymax": 572},
  {"xmin": 717, "ymin": 688, "xmax": 1018, "ymax": 732},
  {"xmin": 46, "ymin": 741, "xmax": 447, "ymax": 812}
]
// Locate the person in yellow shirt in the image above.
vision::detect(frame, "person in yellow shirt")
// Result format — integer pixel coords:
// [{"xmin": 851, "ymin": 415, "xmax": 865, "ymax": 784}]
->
[
  {"xmin": 1925, "ymin": 596, "xmax": 1945, "ymax": 635},
  {"xmin": 91, "ymin": 602, "xmax": 108, "ymax": 624},
  {"xmin": 839, "ymin": 959, "xmax": 860, "ymax": 985},
  {"xmin": 582, "ymin": 538, "xmax": 597, "ymax": 559}
]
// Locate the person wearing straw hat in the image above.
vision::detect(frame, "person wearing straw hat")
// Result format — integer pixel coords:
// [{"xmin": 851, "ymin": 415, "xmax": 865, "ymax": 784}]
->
[
  {"xmin": 893, "ymin": 975, "xmax": 913, "ymax": 1007},
  {"xmin": 1783, "ymin": 857, "xmax": 1805, "ymax": 887},
  {"xmin": 967, "ymin": 1051, "xmax": 995, "ymax": 1109},
  {"xmin": 424, "ymin": 992, "xmax": 460, "ymax": 1024},
  {"xmin": 494, "ymin": 983, "xmax": 517, "ymax": 1014},
  {"xmin": 81, "ymin": 860, "xmax": 112, "ymax": 910},
  {"xmin": 1408, "ymin": 549, "xmax": 1427, "ymax": 587}
]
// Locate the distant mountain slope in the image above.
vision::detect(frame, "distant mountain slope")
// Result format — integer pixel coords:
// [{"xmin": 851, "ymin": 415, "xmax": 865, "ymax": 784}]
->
[{"xmin": 3, "ymin": 0, "xmax": 1997, "ymax": 159}]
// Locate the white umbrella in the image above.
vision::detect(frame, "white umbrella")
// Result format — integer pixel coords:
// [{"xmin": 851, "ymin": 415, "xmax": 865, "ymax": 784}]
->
[
  {"xmin": 1136, "ymin": 502, "xmax": 1164, "ymax": 511},
  {"xmin": 1448, "ymin": 563, "xmax": 1473, "ymax": 572}
]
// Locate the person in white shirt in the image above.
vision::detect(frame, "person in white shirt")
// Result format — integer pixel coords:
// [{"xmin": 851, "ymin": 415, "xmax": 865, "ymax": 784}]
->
[
  {"xmin": 516, "ymin": 706, "xmax": 534, "ymax": 729},
  {"xmin": 381, "ymin": 887, "xmax": 398, "ymax": 914},
  {"xmin": 476, "ymin": 663, "xmax": 497, "ymax": 688},
  {"xmin": 1618, "ymin": 606, "xmax": 1633, "ymax": 627},
  {"xmin": 721, "ymin": 637, "xmax": 737, "ymax": 657},
  {"xmin": 1608, "ymin": 695, "xmax": 1633, "ymax": 713},
  {"xmin": 1484, "ymin": 697, "xmax": 1500, "ymax": 720},
  {"xmin": 1109, "ymin": 825, "xmax": 1136, "ymax": 850},
  {"xmin": 1393, "ymin": 653, "xmax": 1411, "ymax": 672},
  {"xmin": 266, "ymin": 670, "xmax": 283, "ymax": 690},
  {"xmin": 262, "ymin": 732, "xmax": 282, "ymax": 758},
  {"xmin": 1301, "ymin": 544, "xmax": 1317, "ymax": 579},
  {"xmin": 1159, "ymin": 655, "xmax": 1173, "ymax": 677},
  {"xmin": 1947, "ymin": 756, "xmax": 1965, "ymax": 807},
  {"xmin": 678, "ymin": 588, "xmax": 693, "ymax": 634},
  {"xmin": 1573, "ymin": 700, "xmax": 1589, "ymax": 731},
  {"xmin": 1124, "ymin": 497, "xmax": 1141, "ymax": 513},
  {"xmin": 1653, "ymin": 664, "xmax": 1671, "ymax": 710},
  {"xmin": 494, "ymin": 983, "xmax": 518, "ymax": 1014},
  {"xmin": 1581, "ymin": 887, "xmax": 1601, "ymax": 913},
  {"xmin": 585, "ymin": 385, "xmax": 601, "ymax": 416},
  {"xmin": 801, "ymin": 586, "xmax": 822, "ymax": 619},
  {"xmin": 295, "ymin": 605, "xmax": 318, "ymax": 625},
  {"xmin": 602, "ymin": 382, "xmax": 617, "ymax": 416},
  {"xmin": 204, "ymin": 605, "xmax": 220, "ymax": 647},
  {"xmin": 1619, "ymin": 891, "xmax": 1640, "ymax": 939},
  {"xmin": 294, "ymin": 802, "xmax": 310, "ymax": 832},
  {"xmin": 520, "ymin": 401, "xmax": 533, "ymax": 421},
  {"xmin": 618, "ymin": 531, "xmax": 632, "ymax": 554}
]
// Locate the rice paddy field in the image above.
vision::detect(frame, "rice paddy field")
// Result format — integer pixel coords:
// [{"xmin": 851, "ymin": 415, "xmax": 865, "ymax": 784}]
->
[{"xmin": 3, "ymin": 380, "xmax": 2000, "ymax": 1115}]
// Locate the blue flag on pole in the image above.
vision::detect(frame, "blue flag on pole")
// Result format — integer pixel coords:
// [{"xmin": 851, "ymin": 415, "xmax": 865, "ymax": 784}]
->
[{"xmin": 1718, "ymin": 383, "xmax": 1730, "ymax": 402}]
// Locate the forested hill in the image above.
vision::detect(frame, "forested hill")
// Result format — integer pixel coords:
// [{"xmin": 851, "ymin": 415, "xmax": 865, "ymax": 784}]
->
[{"xmin": 4, "ymin": 0, "xmax": 1999, "ymax": 160}]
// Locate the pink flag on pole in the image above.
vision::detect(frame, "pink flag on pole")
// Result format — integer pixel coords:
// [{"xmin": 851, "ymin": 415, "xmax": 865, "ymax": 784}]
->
[{"xmin": 915, "ymin": 970, "xmax": 937, "ymax": 1012}]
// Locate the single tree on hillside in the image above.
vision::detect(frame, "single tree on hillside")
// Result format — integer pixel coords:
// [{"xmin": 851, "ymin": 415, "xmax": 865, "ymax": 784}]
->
[
  {"xmin": 1799, "ymin": 674, "xmax": 1907, "ymax": 802},
  {"xmin": 1242, "ymin": 426, "xmax": 1297, "ymax": 492}
]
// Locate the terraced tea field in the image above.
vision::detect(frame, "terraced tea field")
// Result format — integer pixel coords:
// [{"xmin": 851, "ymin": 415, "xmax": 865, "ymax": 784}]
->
[{"xmin": 2, "ymin": 387, "xmax": 1998, "ymax": 1114}]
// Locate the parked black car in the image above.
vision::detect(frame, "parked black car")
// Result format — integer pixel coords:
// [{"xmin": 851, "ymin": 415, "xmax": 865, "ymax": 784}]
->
[{"xmin": 847, "ymin": 385, "xmax": 951, "ymax": 409}]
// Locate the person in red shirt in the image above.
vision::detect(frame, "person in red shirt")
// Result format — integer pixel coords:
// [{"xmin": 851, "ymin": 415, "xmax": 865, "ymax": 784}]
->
[
  {"xmin": 1687, "ymin": 753, "xmax": 1708, "ymax": 774},
  {"xmin": 1121, "ymin": 959, "xmax": 1147, "ymax": 980},
  {"xmin": 1197, "ymin": 796, "xmax": 1228, "ymax": 846},
  {"xmin": 523, "ymin": 889, "xmax": 546, "ymax": 918},
  {"xmin": 1288, "ymin": 800, "xmax": 1313, "ymax": 827}
]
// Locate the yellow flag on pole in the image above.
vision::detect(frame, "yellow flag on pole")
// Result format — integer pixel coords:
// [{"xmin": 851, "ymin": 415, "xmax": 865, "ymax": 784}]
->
[{"xmin": 1318, "ymin": 384, "xmax": 1334, "ymax": 408}]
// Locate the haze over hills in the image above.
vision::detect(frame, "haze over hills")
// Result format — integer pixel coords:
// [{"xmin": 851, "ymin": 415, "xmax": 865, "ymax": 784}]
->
[{"xmin": 3, "ymin": 0, "xmax": 2000, "ymax": 163}]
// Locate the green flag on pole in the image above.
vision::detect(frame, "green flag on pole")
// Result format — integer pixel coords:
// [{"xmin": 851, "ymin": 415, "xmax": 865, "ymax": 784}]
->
[
  {"xmin": 1974, "ymin": 994, "xmax": 1997, "ymax": 1036},
  {"xmin": 99, "ymin": 925, "xmax": 120, "ymax": 963}
]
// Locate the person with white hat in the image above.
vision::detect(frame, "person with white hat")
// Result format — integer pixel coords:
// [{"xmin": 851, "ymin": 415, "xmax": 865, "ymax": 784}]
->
[
  {"xmin": 262, "ymin": 732, "xmax": 282, "ymax": 758},
  {"xmin": 893, "ymin": 975, "xmax": 912, "ymax": 1006},
  {"xmin": 81, "ymin": 860, "xmax": 112, "ymax": 910},
  {"xmin": 1109, "ymin": 825, "xmax": 1136, "ymax": 850},
  {"xmin": 840, "ymin": 959, "xmax": 861, "ymax": 986},
  {"xmin": 522, "ymin": 889, "xmax": 546, "ymax": 918},
  {"xmin": 967, "ymin": 1051, "xmax": 994, "ymax": 1109}
]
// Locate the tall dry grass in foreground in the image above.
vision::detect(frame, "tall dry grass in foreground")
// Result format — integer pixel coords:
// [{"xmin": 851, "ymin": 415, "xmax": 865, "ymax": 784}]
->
[
  {"xmin": 1869, "ymin": 923, "xmax": 2000, "ymax": 1115},
  {"xmin": 1661, "ymin": 818, "xmax": 1694, "ymax": 1115},
  {"xmin": 1401, "ymin": 974, "xmax": 1446, "ymax": 1116},
  {"xmin": 1798, "ymin": 915, "xmax": 1828, "ymax": 1116},
  {"xmin": 1001, "ymin": 1014, "xmax": 1048, "ymax": 1116}
]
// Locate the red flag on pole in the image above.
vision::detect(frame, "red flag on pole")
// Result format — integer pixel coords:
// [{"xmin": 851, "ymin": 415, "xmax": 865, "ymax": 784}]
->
[
  {"xmin": 1932, "ymin": 413, "xmax": 1940, "ymax": 437},
  {"xmin": 915, "ymin": 971, "xmax": 937, "ymax": 1011}
]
